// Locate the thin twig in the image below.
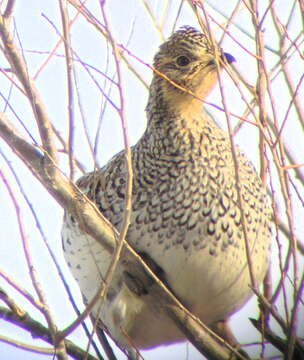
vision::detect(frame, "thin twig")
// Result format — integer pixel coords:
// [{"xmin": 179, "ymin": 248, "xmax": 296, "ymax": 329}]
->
[
  {"xmin": 0, "ymin": 306, "xmax": 98, "ymax": 360},
  {"xmin": 0, "ymin": 168, "xmax": 68, "ymax": 360},
  {"xmin": 0, "ymin": 111, "xmax": 248, "ymax": 360},
  {"xmin": 59, "ymin": 0, "xmax": 76, "ymax": 180},
  {"xmin": 0, "ymin": 14, "xmax": 58, "ymax": 172},
  {"xmin": 3, "ymin": 0, "xmax": 16, "ymax": 18}
]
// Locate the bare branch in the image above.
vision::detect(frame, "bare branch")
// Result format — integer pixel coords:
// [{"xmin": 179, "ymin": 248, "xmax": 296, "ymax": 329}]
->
[
  {"xmin": 0, "ymin": 165, "xmax": 68, "ymax": 360},
  {"xmin": 0, "ymin": 14, "xmax": 58, "ymax": 172},
  {"xmin": 0, "ymin": 2, "xmax": 303, "ymax": 359},
  {"xmin": 0, "ymin": 306, "xmax": 98, "ymax": 360},
  {"xmin": 0, "ymin": 111, "xmax": 248, "ymax": 359},
  {"xmin": 58, "ymin": 0, "xmax": 76, "ymax": 180},
  {"xmin": 3, "ymin": 0, "xmax": 16, "ymax": 18}
]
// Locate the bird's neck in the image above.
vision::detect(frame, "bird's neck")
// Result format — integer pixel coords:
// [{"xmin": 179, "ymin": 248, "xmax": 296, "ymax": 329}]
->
[
  {"xmin": 143, "ymin": 80, "xmax": 210, "ymax": 156},
  {"xmin": 146, "ymin": 77, "xmax": 206, "ymax": 120}
]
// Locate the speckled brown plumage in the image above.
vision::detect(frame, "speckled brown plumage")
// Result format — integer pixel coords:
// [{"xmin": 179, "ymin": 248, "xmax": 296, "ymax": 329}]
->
[{"xmin": 62, "ymin": 26, "xmax": 272, "ymax": 353}]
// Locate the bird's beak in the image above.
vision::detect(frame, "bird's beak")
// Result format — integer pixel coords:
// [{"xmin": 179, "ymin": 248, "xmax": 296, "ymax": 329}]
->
[{"xmin": 222, "ymin": 52, "xmax": 236, "ymax": 64}]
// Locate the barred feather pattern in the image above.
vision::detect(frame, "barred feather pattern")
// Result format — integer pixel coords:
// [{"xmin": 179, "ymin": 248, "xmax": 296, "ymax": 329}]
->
[{"xmin": 62, "ymin": 26, "xmax": 272, "ymax": 350}]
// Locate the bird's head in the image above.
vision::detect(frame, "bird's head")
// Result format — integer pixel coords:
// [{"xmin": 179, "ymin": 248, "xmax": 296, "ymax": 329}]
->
[{"xmin": 150, "ymin": 26, "xmax": 235, "ymax": 111}]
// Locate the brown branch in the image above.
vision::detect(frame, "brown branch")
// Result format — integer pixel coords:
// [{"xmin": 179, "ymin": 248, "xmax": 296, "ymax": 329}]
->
[
  {"xmin": 0, "ymin": 112, "xmax": 248, "ymax": 360},
  {"xmin": 0, "ymin": 14, "xmax": 58, "ymax": 173},
  {"xmin": 0, "ymin": 112, "xmax": 116, "ymax": 252},
  {"xmin": 67, "ymin": 0, "xmax": 149, "ymax": 90},
  {"xmin": 34, "ymin": 0, "xmax": 88, "ymax": 80},
  {"xmin": 0, "ymin": 148, "xmax": 102, "ymax": 358},
  {"xmin": 0, "ymin": 288, "xmax": 25, "ymax": 317},
  {"xmin": 165, "ymin": 305, "xmax": 246, "ymax": 360},
  {"xmin": 0, "ymin": 165, "xmax": 68, "ymax": 360},
  {"xmin": 0, "ymin": 306, "xmax": 98, "ymax": 360},
  {"xmin": 58, "ymin": 0, "xmax": 76, "ymax": 180},
  {"xmin": 0, "ymin": 334, "xmax": 55, "ymax": 355},
  {"xmin": 250, "ymin": 318, "xmax": 304, "ymax": 359},
  {"xmin": 1, "ymin": 3, "xmax": 302, "ymax": 359},
  {"xmin": 56, "ymin": 282, "xmax": 105, "ymax": 343},
  {"xmin": 120, "ymin": 43, "xmax": 258, "ymax": 127},
  {"xmin": 0, "ymin": 267, "xmax": 44, "ymax": 312},
  {"xmin": 3, "ymin": 0, "xmax": 16, "ymax": 18}
]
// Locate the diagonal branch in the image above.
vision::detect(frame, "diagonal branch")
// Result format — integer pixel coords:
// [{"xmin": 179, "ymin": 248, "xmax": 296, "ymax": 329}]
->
[
  {"xmin": 0, "ymin": 306, "xmax": 98, "ymax": 360},
  {"xmin": 0, "ymin": 14, "xmax": 58, "ymax": 173},
  {"xmin": 0, "ymin": 111, "xmax": 248, "ymax": 360}
]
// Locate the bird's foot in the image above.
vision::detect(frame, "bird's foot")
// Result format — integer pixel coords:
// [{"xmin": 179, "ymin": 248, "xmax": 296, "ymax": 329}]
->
[
  {"xmin": 210, "ymin": 318, "xmax": 250, "ymax": 359},
  {"xmin": 122, "ymin": 251, "xmax": 165, "ymax": 297},
  {"xmin": 123, "ymin": 271, "xmax": 148, "ymax": 296},
  {"xmin": 126, "ymin": 348, "xmax": 140, "ymax": 360}
]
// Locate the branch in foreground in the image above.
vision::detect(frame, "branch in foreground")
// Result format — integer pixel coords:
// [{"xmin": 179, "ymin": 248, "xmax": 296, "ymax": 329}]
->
[
  {"xmin": 0, "ymin": 14, "xmax": 58, "ymax": 170},
  {"xmin": 0, "ymin": 334, "xmax": 55, "ymax": 356},
  {"xmin": 0, "ymin": 306, "xmax": 98, "ymax": 360},
  {"xmin": 250, "ymin": 319, "xmax": 304, "ymax": 360},
  {"xmin": 0, "ymin": 112, "xmax": 248, "ymax": 359},
  {"xmin": 165, "ymin": 305, "xmax": 245, "ymax": 360}
]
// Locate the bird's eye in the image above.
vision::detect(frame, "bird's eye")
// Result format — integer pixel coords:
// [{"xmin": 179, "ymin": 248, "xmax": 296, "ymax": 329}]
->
[{"xmin": 176, "ymin": 56, "xmax": 190, "ymax": 66}]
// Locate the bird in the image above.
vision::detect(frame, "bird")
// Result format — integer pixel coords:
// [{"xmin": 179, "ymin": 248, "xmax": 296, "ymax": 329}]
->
[{"xmin": 62, "ymin": 26, "xmax": 272, "ymax": 358}]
